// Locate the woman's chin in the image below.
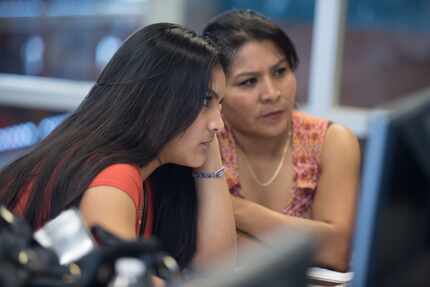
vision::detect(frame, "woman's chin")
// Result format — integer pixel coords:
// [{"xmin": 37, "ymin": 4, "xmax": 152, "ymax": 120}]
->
[
  {"xmin": 258, "ymin": 121, "xmax": 290, "ymax": 138},
  {"xmin": 176, "ymin": 155, "xmax": 207, "ymax": 169},
  {"xmin": 189, "ymin": 158, "xmax": 207, "ymax": 169}
]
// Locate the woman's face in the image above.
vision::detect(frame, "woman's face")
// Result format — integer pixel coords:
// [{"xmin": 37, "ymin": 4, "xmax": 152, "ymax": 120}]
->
[
  {"xmin": 223, "ymin": 40, "xmax": 296, "ymax": 138},
  {"xmin": 160, "ymin": 66, "xmax": 226, "ymax": 168}
]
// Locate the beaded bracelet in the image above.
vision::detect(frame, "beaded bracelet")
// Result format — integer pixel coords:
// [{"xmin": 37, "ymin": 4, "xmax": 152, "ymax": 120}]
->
[{"xmin": 192, "ymin": 166, "xmax": 225, "ymax": 179}]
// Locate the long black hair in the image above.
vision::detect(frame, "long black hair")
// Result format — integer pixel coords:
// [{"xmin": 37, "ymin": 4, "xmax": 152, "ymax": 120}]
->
[
  {"xmin": 0, "ymin": 23, "xmax": 222, "ymax": 269},
  {"xmin": 203, "ymin": 9, "xmax": 299, "ymax": 74}
]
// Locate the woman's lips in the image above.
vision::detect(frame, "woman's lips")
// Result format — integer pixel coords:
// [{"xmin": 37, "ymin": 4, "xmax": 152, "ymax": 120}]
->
[
  {"xmin": 200, "ymin": 138, "xmax": 213, "ymax": 145},
  {"xmin": 260, "ymin": 110, "xmax": 284, "ymax": 121},
  {"xmin": 262, "ymin": 110, "xmax": 283, "ymax": 116},
  {"xmin": 199, "ymin": 139, "xmax": 213, "ymax": 150}
]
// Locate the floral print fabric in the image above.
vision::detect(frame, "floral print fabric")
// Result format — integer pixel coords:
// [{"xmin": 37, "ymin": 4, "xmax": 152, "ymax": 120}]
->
[{"xmin": 218, "ymin": 111, "xmax": 329, "ymax": 218}]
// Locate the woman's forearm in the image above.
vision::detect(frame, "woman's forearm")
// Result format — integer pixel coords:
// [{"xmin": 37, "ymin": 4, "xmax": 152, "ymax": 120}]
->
[
  {"xmin": 235, "ymin": 199, "xmax": 351, "ymax": 271},
  {"xmin": 235, "ymin": 199, "xmax": 331, "ymax": 236},
  {"xmin": 193, "ymin": 139, "xmax": 237, "ymax": 267}
]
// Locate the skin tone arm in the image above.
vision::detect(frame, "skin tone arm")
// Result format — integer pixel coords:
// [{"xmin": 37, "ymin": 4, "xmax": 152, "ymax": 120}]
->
[
  {"xmin": 80, "ymin": 186, "xmax": 138, "ymax": 240},
  {"xmin": 79, "ymin": 160, "xmax": 160, "ymax": 240},
  {"xmin": 192, "ymin": 137, "xmax": 237, "ymax": 268},
  {"xmin": 233, "ymin": 124, "xmax": 360, "ymax": 272},
  {"xmin": 80, "ymin": 189, "xmax": 165, "ymax": 287}
]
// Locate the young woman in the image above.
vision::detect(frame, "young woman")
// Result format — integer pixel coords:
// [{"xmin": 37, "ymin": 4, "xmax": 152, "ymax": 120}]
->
[
  {"xmin": 0, "ymin": 23, "xmax": 236, "ymax": 270},
  {"xmin": 203, "ymin": 10, "xmax": 360, "ymax": 272}
]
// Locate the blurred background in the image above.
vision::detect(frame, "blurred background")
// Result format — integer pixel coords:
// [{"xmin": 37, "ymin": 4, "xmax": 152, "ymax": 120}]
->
[{"xmin": 0, "ymin": 0, "xmax": 430, "ymax": 166}]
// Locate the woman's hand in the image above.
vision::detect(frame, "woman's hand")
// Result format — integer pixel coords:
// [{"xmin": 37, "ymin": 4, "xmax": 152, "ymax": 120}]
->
[
  {"xmin": 231, "ymin": 195, "xmax": 255, "ymax": 232},
  {"xmin": 194, "ymin": 136, "xmax": 223, "ymax": 173}
]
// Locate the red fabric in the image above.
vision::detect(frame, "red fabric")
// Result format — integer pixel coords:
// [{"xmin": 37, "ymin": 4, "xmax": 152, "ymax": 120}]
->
[
  {"xmin": 14, "ymin": 163, "xmax": 153, "ymax": 238},
  {"xmin": 88, "ymin": 163, "xmax": 153, "ymax": 237}
]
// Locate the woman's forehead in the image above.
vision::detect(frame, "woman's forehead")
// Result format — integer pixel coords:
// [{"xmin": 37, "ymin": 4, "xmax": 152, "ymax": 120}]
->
[
  {"xmin": 211, "ymin": 67, "xmax": 226, "ymax": 92},
  {"xmin": 230, "ymin": 40, "xmax": 284, "ymax": 74}
]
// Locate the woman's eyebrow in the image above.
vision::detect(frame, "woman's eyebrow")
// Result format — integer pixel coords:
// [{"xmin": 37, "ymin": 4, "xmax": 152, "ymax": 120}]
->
[
  {"xmin": 233, "ymin": 58, "xmax": 288, "ymax": 79},
  {"xmin": 271, "ymin": 58, "xmax": 288, "ymax": 68},
  {"xmin": 233, "ymin": 70, "xmax": 258, "ymax": 79}
]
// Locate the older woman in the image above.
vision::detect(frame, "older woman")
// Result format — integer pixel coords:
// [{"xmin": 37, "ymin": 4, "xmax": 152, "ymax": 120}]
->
[{"xmin": 204, "ymin": 10, "xmax": 360, "ymax": 272}]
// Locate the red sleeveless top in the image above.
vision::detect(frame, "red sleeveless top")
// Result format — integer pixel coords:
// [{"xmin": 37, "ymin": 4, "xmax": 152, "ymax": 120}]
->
[{"xmin": 14, "ymin": 163, "xmax": 153, "ymax": 237}]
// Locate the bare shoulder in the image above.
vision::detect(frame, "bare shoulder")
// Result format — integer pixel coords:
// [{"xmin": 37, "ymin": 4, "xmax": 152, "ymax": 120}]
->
[
  {"xmin": 82, "ymin": 185, "xmax": 136, "ymax": 206},
  {"xmin": 325, "ymin": 123, "xmax": 358, "ymax": 144},
  {"xmin": 80, "ymin": 186, "xmax": 137, "ymax": 239},
  {"xmin": 321, "ymin": 123, "xmax": 361, "ymax": 167}
]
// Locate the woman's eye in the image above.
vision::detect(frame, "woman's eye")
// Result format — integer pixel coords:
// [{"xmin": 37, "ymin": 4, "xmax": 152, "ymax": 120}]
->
[
  {"xmin": 203, "ymin": 97, "xmax": 211, "ymax": 107},
  {"xmin": 239, "ymin": 78, "xmax": 257, "ymax": 87},
  {"xmin": 218, "ymin": 98, "xmax": 224, "ymax": 110},
  {"xmin": 274, "ymin": 67, "xmax": 287, "ymax": 77}
]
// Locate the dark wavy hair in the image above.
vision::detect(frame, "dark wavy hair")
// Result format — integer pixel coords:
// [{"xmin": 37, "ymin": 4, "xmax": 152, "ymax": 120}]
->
[
  {"xmin": 203, "ymin": 9, "xmax": 299, "ymax": 74},
  {"xmin": 0, "ymin": 23, "xmax": 222, "ymax": 269}
]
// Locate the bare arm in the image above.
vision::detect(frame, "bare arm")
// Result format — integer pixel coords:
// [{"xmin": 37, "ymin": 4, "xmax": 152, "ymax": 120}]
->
[
  {"xmin": 80, "ymin": 186, "xmax": 168, "ymax": 286},
  {"xmin": 192, "ymin": 137, "xmax": 237, "ymax": 268},
  {"xmin": 312, "ymin": 124, "xmax": 360, "ymax": 271},
  {"xmin": 80, "ymin": 186, "xmax": 137, "ymax": 240},
  {"xmin": 233, "ymin": 124, "xmax": 360, "ymax": 271}
]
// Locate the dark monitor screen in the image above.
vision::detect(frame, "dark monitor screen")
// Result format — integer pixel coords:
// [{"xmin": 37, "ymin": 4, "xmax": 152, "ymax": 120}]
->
[{"xmin": 351, "ymin": 92, "xmax": 430, "ymax": 287}]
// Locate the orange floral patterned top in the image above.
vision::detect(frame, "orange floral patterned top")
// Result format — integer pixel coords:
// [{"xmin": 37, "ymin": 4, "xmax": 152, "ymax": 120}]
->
[{"xmin": 218, "ymin": 111, "xmax": 330, "ymax": 218}]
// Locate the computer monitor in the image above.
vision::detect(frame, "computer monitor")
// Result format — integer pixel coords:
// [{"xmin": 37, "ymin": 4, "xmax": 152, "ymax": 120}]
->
[
  {"xmin": 351, "ymin": 91, "xmax": 430, "ymax": 287},
  {"xmin": 184, "ymin": 227, "xmax": 316, "ymax": 287}
]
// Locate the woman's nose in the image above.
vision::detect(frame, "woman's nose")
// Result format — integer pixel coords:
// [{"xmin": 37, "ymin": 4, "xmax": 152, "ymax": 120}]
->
[
  {"xmin": 260, "ymin": 78, "xmax": 281, "ymax": 102},
  {"xmin": 208, "ymin": 107, "xmax": 224, "ymax": 133}
]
